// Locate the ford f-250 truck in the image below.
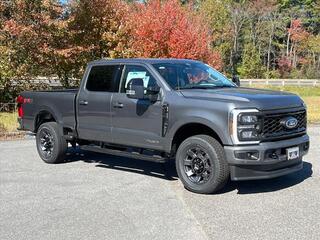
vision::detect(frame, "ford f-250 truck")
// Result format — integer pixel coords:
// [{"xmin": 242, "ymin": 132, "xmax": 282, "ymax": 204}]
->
[{"xmin": 17, "ymin": 58, "xmax": 310, "ymax": 194}]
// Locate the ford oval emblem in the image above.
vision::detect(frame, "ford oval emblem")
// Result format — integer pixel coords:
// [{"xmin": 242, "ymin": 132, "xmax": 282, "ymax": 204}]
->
[{"xmin": 281, "ymin": 117, "xmax": 298, "ymax": 129}]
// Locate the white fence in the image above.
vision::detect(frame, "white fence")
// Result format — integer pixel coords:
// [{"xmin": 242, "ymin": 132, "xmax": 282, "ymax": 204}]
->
[
  {"xmin": 242, "ymin": 79, "xmax": 319, "ymax": 86},
  {"xmin": 2, "ymin": 77, "xmax": 319, "ymax": 88}
]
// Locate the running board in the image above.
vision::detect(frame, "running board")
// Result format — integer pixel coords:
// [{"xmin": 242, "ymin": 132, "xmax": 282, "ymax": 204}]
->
[{"xmin": 80, "ymin": 145, "xmax": 167, "ymax": 163}]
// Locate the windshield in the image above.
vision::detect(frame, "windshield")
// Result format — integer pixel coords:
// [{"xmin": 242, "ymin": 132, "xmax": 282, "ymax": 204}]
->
[{"xmin": 152, "ymin": 62, "xmax": 236, "ymax": 90}]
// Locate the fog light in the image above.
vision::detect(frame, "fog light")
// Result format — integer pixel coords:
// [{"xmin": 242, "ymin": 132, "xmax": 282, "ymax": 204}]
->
[
  {"xmin": 303, "ymin": 142, "xmax": 309, "ymax": 151},
  {"xmin": 248, "ymin": 152, "xmax": 259, "ymax": 160},
  {"xmin": 235, "ymin": 151, "xmax": 259, "ymax": 160},
  {"xmin": 240, "ymin": 130, "xmax": 258, "ymax": 139}
]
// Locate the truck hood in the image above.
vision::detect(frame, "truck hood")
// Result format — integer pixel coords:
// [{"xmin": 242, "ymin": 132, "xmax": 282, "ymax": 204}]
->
[{"xmin": 180, "ymin": 87, "xmax": 303, "ymax": 110}]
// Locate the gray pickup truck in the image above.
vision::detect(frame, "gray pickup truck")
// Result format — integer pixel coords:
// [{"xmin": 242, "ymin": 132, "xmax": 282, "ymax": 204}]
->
[{"xmin": 17, "ymin": 58, "xmax": 309, "ymax": 194}]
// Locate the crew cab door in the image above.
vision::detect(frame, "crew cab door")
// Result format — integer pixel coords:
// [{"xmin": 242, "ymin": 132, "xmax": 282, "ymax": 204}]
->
[
  {"xmin": 111, "ymin": 64, "xmax": 164, "ymax": 150},
  {"xmin": 77, "ymin": 64, "xmax": 122, "ymax": 142}
]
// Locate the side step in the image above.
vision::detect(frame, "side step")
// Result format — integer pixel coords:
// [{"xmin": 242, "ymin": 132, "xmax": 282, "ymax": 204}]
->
[{"xmin": 80, "ymin": 145, "xmax": 168, "ymax": 163}]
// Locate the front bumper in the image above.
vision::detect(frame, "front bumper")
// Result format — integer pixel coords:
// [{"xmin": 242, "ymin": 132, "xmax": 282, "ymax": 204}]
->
[{"xmin": 224, "ymin": 134, "xmax": 309, "ymax": 181}]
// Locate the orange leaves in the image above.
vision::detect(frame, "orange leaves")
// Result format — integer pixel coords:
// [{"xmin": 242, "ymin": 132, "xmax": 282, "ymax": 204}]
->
[
  {"xmin": 69, "ymin": 0, "xmax": 131, "ymax": 58},
  {"xmin": 288, "ymin": 19, "xmax": 310, "ymax": 43},
  {"xmin": 3, "ymin": 19, "xmax": 30, "ymax": 37},
  {"xmin": 128, "ymin": 0, "xmax": 222, "ymax": 69},
  {"xmin": 53, "ymin": 46, "xmax": 87, "ymax": 58},
  {"xmin": 3, "ymin": 19, "xmax": 21, "ymax": 36}
]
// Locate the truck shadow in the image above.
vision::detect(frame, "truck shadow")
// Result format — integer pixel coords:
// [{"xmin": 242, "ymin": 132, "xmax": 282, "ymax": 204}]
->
[
  {"xmin": 218, "ymin": 161, "xmax": 313, "ymax": 194},
  {"xmin": 65, "ymin": 148, "xmax": 313, "ymax": 194},
  {"xmin": 65, "ymin": 148, "xmax": 179, "ymax": 181}
]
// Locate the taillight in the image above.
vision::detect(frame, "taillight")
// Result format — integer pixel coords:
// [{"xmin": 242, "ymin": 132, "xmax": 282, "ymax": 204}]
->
[
  {"xmin": 17, "ymin": 95, "xmax": 24, "ymax": 104},
  {"xmin": 16, "ymin": 95, "xmax": 24, "ymax": 118}
]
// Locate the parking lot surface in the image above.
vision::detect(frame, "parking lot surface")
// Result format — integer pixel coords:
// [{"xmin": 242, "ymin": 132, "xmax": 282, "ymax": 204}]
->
[{"xmin": 1, "ymin": 126, "xmax": 319, "ymax": 240}]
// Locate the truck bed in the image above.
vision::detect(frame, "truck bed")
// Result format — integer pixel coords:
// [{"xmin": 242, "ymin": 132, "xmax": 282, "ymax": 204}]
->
[{"xmin": 20, "ymin": 89, "xmax": 78, "ymax": 133}]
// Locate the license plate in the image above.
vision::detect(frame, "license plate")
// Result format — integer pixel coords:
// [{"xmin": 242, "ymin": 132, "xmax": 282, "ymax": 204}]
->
[{"xmin": 286, "ymin": 146, "xmax": 299, "ymax": 160}]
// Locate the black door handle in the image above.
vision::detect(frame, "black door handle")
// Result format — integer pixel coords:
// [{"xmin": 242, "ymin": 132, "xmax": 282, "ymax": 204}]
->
[
  {"xmin": 113, "ymin": 102, "xmax": 124, "ymax": 108},
  {"xmin": 79, "ymin": 100, "xmax": 88, "ymax": 105}
]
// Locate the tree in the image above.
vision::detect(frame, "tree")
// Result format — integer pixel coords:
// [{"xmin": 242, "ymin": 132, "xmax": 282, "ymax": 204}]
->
[
  {"xmin": 226, "ymin": 1, "xmax": 249, "ymax": 74},
  {"xmin": 69, "ymin": 0, "xmax": 131, "ymax": 58},
  {"xmin": 238, "ymin": 42, "xmax": 265, "ymax": 78},
  {"xmin": 307, "ymin": 34, "xmax": 320, "ymax": 76},
  {"xmin": 1, "ymin": 0, "xmax": 132, "ymax": 89},
  {"xmin": 1, "ymin": 0, "xmax": 320, "ymax": 103},
  {"xmin": 200, "ymin": 0, "xmax": 233, "ymax": 73},
  {"xmin": 128, "ymin": 0, "xmax": 222, "ymax": 69},
  {"xmin": 288, "ymin": 19, "xmax": 310, "ymax": 68},
  {"xmin": 0, "ymin": 0, "xmax": 62, "ymax": 100},
  {"xmin": 245, "ymin": 0, "xmax": 278, "ymax": 78},
  {"xmin": 37, "ymin": 0, "xmax": 133, "ymax": 87}
]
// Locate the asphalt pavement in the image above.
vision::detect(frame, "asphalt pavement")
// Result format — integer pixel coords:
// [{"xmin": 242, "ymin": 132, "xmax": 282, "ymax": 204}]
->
[{"xmin": 0, "ymin": 126, "xmax": 319, "ymax": 240}]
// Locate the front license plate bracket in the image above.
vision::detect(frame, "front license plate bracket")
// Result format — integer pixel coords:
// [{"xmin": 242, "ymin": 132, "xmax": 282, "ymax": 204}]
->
[{"xmin": 286, "ymin": 146, "xmax": 299, "ymax": 160}]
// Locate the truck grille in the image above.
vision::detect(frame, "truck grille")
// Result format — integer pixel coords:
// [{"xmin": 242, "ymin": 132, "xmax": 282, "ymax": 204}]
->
[{"xmin": 261, "ymin": 110, "xmax": 306, "ymax": 140}]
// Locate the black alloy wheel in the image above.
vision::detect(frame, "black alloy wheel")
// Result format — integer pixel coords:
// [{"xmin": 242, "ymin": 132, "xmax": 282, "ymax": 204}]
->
[
  {"xmin": 36, "ymin": 122, "xmax": 67, "ymax": 164},
  {"xmin": 39, "ymin": 128, "xmax": 54, "ymax": 158},
  {"xmin": 175, "ymin": 135, "xmax": 230, "ymax": 194},
  {"xmin": 184, "ymin": 147, "xmax": 212, "ymax": 184}
]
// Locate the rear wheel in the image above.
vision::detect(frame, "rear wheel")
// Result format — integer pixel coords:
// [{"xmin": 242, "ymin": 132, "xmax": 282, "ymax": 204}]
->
[
  {"xmin": 175, "ymin": 135, "xmax": 229, "ymax": 194},
  {"xmin": 36, "ymin": 122, "xmax": 67, "ymax": 164}
]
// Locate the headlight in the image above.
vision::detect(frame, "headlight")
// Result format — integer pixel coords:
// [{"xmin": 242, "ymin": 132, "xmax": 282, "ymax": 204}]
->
[
  {"xmin": 229, "ymin": 109, "xmax": 261, "ymax": 144},
  {"xmin": 239, "ymin": 115, "xmax": 258, "ymax": 124}
]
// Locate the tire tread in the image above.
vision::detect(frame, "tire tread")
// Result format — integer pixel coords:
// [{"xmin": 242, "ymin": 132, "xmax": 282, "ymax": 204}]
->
[
  {"xmin": 176, "ymin": 134, "xmax": 230, "ymax": 194},
  {"xmin": 36, "ymin": 122, "xmax": 67, "ymax": 164}
]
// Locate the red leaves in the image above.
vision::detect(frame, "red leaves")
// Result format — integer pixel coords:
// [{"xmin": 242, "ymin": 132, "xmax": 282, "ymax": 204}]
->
[
  {"xmin": 128, "ymin": 0, "xmax": 222, "ymax": 69},
  {"xmin": 278, "ymin": 56, "xmax": 292, "ymax": 70}
]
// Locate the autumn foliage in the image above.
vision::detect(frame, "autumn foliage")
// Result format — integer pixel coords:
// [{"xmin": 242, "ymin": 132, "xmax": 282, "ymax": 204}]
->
[
  {"xmin": 128, "ymin": 0, "xmax": 222, "ymax": 69},
  {"xmin": 288, "ymin": 19, "xmax": 310, "ymax": 43},
  {"xmin": 0, "ymin": 0, "xmax": 319, "ymax": 102}
]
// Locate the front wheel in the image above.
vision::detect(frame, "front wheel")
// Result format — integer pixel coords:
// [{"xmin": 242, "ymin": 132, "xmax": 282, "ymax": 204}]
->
[
  {"xmin": 175, "ymin": 135, "xmax": 229, "ymax": 194},
  {"xmin": 36, "ymin": 122, "xmax": 67, "ymax": 164}
]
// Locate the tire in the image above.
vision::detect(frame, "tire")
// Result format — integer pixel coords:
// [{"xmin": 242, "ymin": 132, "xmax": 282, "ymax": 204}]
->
[
  {"xmin": 175, "ymin": 135, "xmax": 229, "ymax": 194},
  {"xmin": 36, "ymin": 122, "xmax": 67, "ymax": 164}
]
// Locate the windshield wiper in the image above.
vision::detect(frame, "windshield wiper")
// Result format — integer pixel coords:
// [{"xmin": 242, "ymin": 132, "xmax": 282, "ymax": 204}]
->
[
  {"xmin": 177, "ymin": 86, "xmax": 211, "ymax": 90},
  {"xmin": 213, "ymin": 85, "xmax": 236, "ymax": 88},
  {"xmin": 177, "ymin": 85, "xmax": 235, "ymax": 90}
]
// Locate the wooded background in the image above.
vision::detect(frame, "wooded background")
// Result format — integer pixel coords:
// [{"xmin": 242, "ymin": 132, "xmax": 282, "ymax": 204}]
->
[{"xmin": 0, "ymin": 0, "xmax": 319, "ymax": 102}]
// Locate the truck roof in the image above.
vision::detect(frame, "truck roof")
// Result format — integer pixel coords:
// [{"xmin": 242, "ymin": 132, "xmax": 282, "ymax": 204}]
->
[{"xmin": 88, "ymin": 58, "xmax": 202, "ymax": 65}]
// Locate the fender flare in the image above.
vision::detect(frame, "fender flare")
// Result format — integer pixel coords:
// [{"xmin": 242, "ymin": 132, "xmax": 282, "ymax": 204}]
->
[
  {"xmin": 164, "ymin": 117, "xmax": 228, "ymax": 152},
  {"xmin": 34, "ymin": 105, "xmax": 63, "ymax": 135}
]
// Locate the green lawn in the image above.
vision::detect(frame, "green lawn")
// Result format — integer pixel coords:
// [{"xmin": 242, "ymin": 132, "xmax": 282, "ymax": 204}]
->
[
  {"xmin": 303, "ymin": 97, "xmax": 320, "ymax": 123},
  {"xmin": 0, "ymin": 112, "xmax": 18, "ymax": 133},
  {"xmin": 250, "ymin": 85, "xmax": 320, "ymax": 97}
]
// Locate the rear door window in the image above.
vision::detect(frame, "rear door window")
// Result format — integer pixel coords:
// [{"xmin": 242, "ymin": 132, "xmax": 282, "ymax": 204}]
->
[{"xmin": 86, "ymin": 65, "xmax": 121, "ymax": 92}]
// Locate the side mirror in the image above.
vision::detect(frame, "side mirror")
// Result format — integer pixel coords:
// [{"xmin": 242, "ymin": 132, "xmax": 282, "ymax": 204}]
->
[
  {"xmin": 232, "ymin": 75, "xmax": 240, "ymax": 86},
  {"xmin": 126, "ymin": 78, "xmax": 145, "ymax": 99},
  {"xmin": 146, "ymin": 85, "xmax": 160, "ymax": 102}
]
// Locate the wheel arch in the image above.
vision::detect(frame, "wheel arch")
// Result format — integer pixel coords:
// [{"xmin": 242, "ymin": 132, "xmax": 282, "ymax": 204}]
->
[
  {"xmin": 34, "ymin": 107, "xmax": 58, "ymax": 133},
  {"xmin": 168, "ymin": 121, "xmax": 225, "ymax": 155}
]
